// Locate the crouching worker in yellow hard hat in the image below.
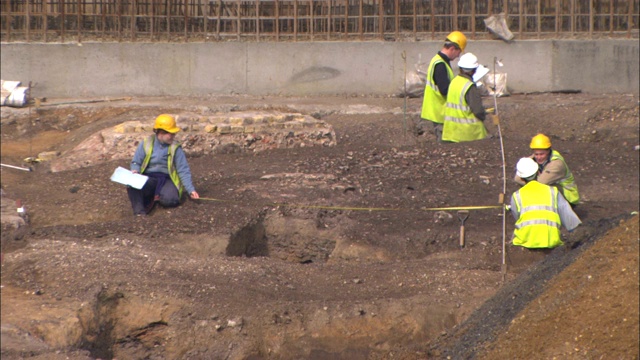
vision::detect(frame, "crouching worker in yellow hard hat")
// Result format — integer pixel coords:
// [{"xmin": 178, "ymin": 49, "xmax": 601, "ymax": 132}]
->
[
  {"xmin": 418, "ymin": 31, "xmax": 467, "ymax": 141},
  {"xmin": 441, "ymin": 53, "xmax": 489, "ymax": 143},
  {"xmin": 510, "ymin": 158, "xmax": 581, "ymax": 249},
  {"xmin": 515, "ymin": 133, "xmax": 580, "ymax": 206},
  {"xmin": 127, "ymin": 114, "xmax": 199, "ymax": 216}
]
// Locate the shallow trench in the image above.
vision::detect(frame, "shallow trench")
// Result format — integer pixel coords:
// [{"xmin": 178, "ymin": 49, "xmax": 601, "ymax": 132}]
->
[{"xmin": 226, "ymin": 211, "xmax": 339, "ymax": 264}]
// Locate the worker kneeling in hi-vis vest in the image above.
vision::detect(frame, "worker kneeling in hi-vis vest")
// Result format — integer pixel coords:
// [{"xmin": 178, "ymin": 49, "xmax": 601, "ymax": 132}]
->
[
  {"xmin": 128, "ymin": 114, "xmax": 200, "ymax": 216},
  {"xmin": 514, "ymin": 133, "xmax": 580, "ymax": 206},
  {"xmin": 510, "ymin": 158, "xmax": 582, "ymax": 249},
  {"xmin": 441, "ymin": 53, "xmax": 490, "ymax": 143}
]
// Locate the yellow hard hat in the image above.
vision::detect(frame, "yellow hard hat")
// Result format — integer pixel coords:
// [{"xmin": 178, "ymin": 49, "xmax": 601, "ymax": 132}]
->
[
  {"xmin": 530, "ymin": 133, "xmax": 552, "ymax": 149},
  {"xmin": 153, "ymin": 114, "xmax": 180, "ymax": 133},
  {"xmin": 446, "ymin": 31, "xmax": 468, "ymax": 51}
]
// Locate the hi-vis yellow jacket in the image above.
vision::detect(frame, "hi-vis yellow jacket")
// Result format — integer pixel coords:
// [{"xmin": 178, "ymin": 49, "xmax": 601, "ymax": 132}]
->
[
  {"xmin": 442, "ymin": 75, "xmax": 487, "ymax": 142},
  {"xmin": 549, "ymin": 150, "xmax": 580, "ymax": 205},
  {"xmin": 420, "ymin": 54, "xmax": 454, "ymax": 124},
  {"xmin": 513, "ymin": 180, "xmax": 563, "ymax": 249}
]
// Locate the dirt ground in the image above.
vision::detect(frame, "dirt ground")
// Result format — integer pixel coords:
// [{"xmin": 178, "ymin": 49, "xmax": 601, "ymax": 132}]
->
[{"xmin": 1, "ymin": 92, "xmax": 638, "ymax": 359}]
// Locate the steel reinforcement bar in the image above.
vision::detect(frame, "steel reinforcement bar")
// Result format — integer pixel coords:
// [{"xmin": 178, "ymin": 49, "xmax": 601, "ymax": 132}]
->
[{"xmin": 1, "ymin": 0, "xmax": 638, "ymax": 42}]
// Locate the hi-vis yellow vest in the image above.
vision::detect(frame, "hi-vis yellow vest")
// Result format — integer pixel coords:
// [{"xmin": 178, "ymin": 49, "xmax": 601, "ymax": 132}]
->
[
  {"xmin": 513, "ymin": 181, "xmax": 563, "ymax": 249},
  {"xmin": 550, "ymin": 150, "xmax": 580, "ymax": 205},
  {"xmin": 140, "ymin": 135, "xmax": 184, "ymax": 197},
  {"xmin": 442, "ymin": 76, "xmax": 487, "ymax": 142},
  {"xmin": 420, "ymin": 54, "xmax": 454, "ymax": 124}
]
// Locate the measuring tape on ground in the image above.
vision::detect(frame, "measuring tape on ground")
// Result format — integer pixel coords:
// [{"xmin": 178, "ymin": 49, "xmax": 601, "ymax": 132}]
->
[{"xmin": 197, "ymin": 197, "xmax": 503, "ymax": 212}]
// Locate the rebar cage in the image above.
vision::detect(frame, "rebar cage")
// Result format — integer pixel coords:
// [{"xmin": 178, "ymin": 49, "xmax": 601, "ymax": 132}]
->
[{"xmin": 1, "ymin": 0, "xmax": 638, "ymax": 42}]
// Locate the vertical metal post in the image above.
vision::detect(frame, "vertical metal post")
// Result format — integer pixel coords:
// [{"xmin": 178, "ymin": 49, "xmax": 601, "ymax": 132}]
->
[
  {"xmin": 101, "ymin": 0, "xmax": 106, "ymax": 39},
  {"xmin": 184, "ymin": 0, "xmax": 189, "ymax": 41},
  {"xmin": 570, "ymin": 0, "xmax": 575, "ymax": 34},
  {"xmin": 132, "ymin": 0, "xmax": 136, "ymax": 41},
  {"xmin": 62, "ymin": 0, "xmax": 66, "ymax": 42},
  {"xmin": 589, "ymin": 0, "xmax": 593, "ymax": 37},
  {"xmin": 310, "ymin": 0, "xmax": 314, "ymax": 40},
  {"xmin": 216, "ymin": 0, "xmax": 221, "ymax": 39},
  {"xmin": 378, "ymin": 0, "xmax": 383, "ymax": 39},
  {"xmin": 6, "ymin": 2, "xmax": 11, "ymax": 42},
  {"xmin": 328, "ymin": 0, "xmax": 332, "ymax": 40},
  {"xmin": 608, "ymin": 0, "xmax": 613, "ymax": 36},
  {"xmin": 488, "ymin": 0, "xmax": 493, "ymax": 15},
  {"xmin": 256, "ymin": 0, "xmax": 260, "ymax": 41},
  {"xmin": 452, "ymin": 0, "xmax": 458, "ymax": 31},
  {"xmin": 412, "ymin": 0, "xmax": 416, "ymax": 39},
  {"xmin": 92, "ymin": 0, "xmax": 97, "ymax": 38},
  {"xmin": 202, "ymin": 0, "xmax": 211, "ymax": 41},
  {"xmin": 150, "ymin": 0, "xmax": 155, "ymax": 40},
  {"xmin": 430, "ymin": 0, "xmax": 434, "ymax": 39},
  {"xmin": 344, "ymin": 0, "xmax": 348, "ymax": 38},
  {"xmin": 275, "ymin": 0, "xmax": 279, "ymax": 41},
  {"xmin": 518, "ymin": 0, "xmax": 523, "ymax": 37},
  {"xmin": 236, "ymin": 0, "xmax": 241, "ymax": 41},
  {"xmin": 471, "ymin": 0, "xmax": 476, "ymax": 38},
  {"xmin": 77, "ymin": 0, "xmax": 81, "ymax": 43},
  {"xmin": 358, "ymin": 0, "xmax": 363, "ymax": 40},
  {"xmin": 293, "ymin": 0, "xmax": 298, "ymax": 41},
  {"xmin": 555, "ymin": 0, "xmax": 559, "ymax": 35},
  {"xmin": 394, "ymin": 0, "xmax": 399, "ymax": 40},
  {"xmin": 26, "ymin": 0, "xmax": 31, "ymax": 42},
  {"xmin": 44, "ymin": 0, "xmax": 48, "ymax": 42},
  {"xmin": 117, "ymin": 0, "xmax": 122, "ymax": 41},
  {"xmin": 628, "ymin": 0, "xmax": 634, "ymax": 38},
  {"xmin": 537, "ymin": 0, "xmax": 541, "ymax": 38}
]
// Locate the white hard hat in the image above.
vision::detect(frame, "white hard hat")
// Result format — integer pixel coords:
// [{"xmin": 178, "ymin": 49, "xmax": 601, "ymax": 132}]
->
[
  {"xmin": 458, "ymin": 53, "xmax": 479, "ymax": 69},
  {"xmin": 516, "ymin": 157, "xmax": 539, "ymax": 179}
]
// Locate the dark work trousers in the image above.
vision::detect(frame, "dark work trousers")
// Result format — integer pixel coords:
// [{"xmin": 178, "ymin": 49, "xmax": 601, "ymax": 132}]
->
[{"xmin": 127, "ymin": 174, "xmax": 181, "ymax": 215}]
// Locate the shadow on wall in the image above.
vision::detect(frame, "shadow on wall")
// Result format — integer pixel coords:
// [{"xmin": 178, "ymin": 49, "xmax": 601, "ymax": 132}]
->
[{"xmin": 289, "ymin": 66, "xmax": 341, "ymax": 84}]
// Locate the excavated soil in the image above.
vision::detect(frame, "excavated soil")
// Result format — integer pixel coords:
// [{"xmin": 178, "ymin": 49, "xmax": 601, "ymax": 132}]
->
[{"xmin": 1, "ymin": 92, "xmax": 638, "ymax": 359}]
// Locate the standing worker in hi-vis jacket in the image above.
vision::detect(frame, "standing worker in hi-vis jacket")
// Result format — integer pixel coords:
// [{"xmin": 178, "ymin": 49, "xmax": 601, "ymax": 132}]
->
[{"xmin": 418, "ymin": 31, "xmax": 468, "ymax": 142}]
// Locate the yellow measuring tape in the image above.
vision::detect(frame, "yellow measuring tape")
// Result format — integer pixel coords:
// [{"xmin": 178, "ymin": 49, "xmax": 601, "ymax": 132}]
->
[{"xmin": 197, "ymin": 197, "xmax": 503, "ymax": 212}]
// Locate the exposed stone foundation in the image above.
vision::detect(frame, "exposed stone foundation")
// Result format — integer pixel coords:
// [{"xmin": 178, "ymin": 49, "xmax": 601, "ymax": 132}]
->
[{"xmin": 49, "ymin": 111, "xmax": 336, "ymax": 172}]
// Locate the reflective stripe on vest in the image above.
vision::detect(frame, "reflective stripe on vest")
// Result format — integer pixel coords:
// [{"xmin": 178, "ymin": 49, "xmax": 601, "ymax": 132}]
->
[
  {"xmin": 441, "ymin": 76, "xmax": 487, "ymax": 143},
  {"xmin": 513, "ymin": 181, "xmax": 563, "ymax": 249},
  {"xmin": 550, "ymin": 150, "xmax": 580, "ymax": 204},
  {"xmin": 140, "ymin": 135, "xmax": 184, "ymax": 197},
  {"xmin": 420, "ymin": 54, "xmax": 454, "ymax": 124}
]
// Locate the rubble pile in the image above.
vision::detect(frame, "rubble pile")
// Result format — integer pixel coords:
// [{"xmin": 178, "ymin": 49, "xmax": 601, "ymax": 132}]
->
[{"xmin": 49, "ymin": 111, "xmax": 336, "ymax": 172}]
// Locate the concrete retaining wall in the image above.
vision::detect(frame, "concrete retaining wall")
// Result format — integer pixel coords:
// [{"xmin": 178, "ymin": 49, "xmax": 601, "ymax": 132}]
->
[{"xmin": 1, "ymin": 40, "xmax": 638, "ymax": 97}]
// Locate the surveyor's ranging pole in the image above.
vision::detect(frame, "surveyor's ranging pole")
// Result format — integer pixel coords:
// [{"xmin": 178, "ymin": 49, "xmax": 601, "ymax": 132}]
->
[
  {"xmin": 492, "ymin": 56, "xmax": 508, "ymax": 283},
  {"xmin": 402, "ymin": 50, "xmax": 407, "ymax": 139}
]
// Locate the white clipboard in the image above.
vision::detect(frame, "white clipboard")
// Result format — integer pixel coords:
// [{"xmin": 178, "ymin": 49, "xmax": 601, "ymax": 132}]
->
[{"xmin": 110, "ymin": 166, "xmax": 148, "ymax": 189}]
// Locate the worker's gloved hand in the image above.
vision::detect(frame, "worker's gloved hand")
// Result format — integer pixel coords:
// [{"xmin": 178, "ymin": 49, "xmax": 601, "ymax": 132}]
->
[{"xmin": 505, "ymin": 204, "xmax": 511, "ymax": 211}]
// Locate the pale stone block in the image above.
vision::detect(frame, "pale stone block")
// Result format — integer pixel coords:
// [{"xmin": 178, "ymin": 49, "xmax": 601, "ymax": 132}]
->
[{"xmin": 204, "ymin": 125, "xmax": 218, "ymax": 133}]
